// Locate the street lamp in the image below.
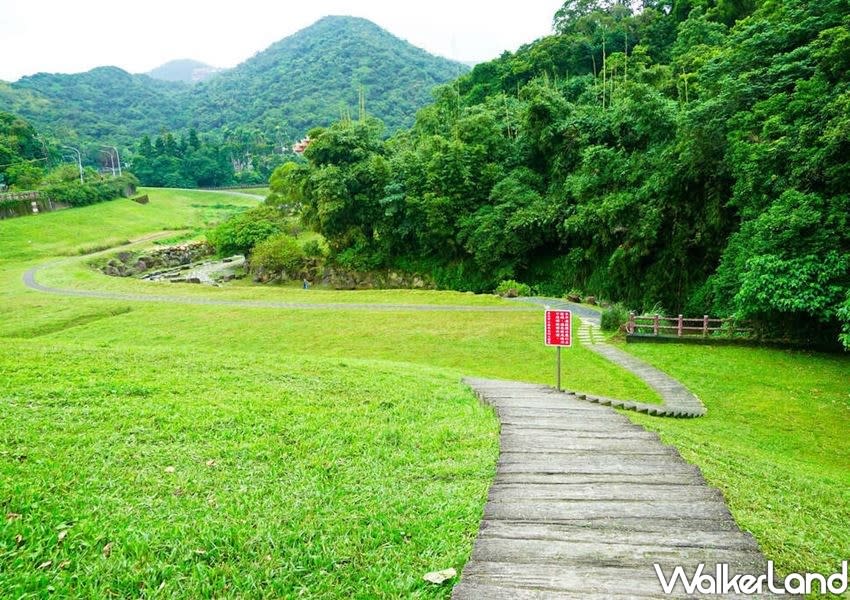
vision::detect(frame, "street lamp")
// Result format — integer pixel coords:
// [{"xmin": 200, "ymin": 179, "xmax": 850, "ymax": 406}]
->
[
  {"xmin": 100, "ymin": 148, "xmax": 116, "ymax": 176},
  {"xmin": 61, "ymin": 145, "xmax": 83, "ymax": 183},
  {"xmin": 110, "ymin": 146, "xmax": 122, "ymax": 176}
]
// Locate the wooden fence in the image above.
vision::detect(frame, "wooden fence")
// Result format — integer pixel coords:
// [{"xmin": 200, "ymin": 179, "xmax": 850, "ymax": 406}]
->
[{"xmin": 626, "ymin": 313, "xmax": 754, "ymax": 339}]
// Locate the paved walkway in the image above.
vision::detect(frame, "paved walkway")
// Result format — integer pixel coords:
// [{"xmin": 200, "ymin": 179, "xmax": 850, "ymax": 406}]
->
[
  {"xmin": 516, "ymin": 298, "xmax": 706, "ymax": 418},
  {"xmin": 453, "ymin": 378, "xmax": 785, "ymax": 599}
]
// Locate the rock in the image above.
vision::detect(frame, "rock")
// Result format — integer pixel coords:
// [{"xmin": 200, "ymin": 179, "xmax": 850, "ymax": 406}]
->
[
  {"xmin": 187, "ymin": 277, "xmax": 201, "ymax": 284},
  {"xmin": 423, "ymin": 568, "xmax": 457, "ymax": 584}
]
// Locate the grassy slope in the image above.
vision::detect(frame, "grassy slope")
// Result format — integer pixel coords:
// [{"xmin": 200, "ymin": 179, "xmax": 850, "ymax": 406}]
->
[{"xmin": 1, "ymin": 189, "xmax": 847, "ymax": 596}]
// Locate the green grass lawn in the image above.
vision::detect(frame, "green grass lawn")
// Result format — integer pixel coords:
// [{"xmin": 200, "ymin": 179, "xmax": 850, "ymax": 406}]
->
[
  {"xmin": 1, "ymin": 188, "xmax": 848, "ymax": 597},
  {"xmin": 620, "ymin": 342, "xmax": 850, "ymax": 580}
]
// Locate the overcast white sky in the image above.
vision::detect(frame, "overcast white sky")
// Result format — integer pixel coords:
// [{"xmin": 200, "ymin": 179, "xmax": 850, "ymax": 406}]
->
[{"xmin": 0, "ymin": 0, "xmax": 564, "ymax": 82}]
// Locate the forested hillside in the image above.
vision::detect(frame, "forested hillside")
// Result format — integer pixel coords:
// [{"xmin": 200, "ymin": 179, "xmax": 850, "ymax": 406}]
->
[
  {"xmin": 277, "ymin": 0, "xmax": 850, "ymax": 346},
  {"xmin": 190, "ymin": 16, "xmax": 467, "ymax": 137},
  {"xmin": 0, "ymin": 68, "xmax": 190, "ymax": 147},
  {"xmin": 0, "ymin": 17, "xmax": 465, "ymax": 152}
]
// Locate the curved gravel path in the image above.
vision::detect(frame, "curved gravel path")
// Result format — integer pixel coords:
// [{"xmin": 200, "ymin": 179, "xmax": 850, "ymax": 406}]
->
[
  {"xmin": 514, "ymin": 297, "xmax": 707, "ymax": 418},
  {"xmin": 21, "ymin": 255, "xmax": 533, "ymax": 314}
]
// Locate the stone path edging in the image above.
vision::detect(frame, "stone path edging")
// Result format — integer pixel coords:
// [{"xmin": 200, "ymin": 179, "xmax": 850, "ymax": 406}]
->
[{"xmin": 514, "ymin": 298, "xmax": 707, "ymax": 418}]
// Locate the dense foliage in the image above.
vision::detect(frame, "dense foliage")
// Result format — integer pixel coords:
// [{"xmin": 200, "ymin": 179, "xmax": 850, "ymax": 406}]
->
[
  {"xmin": 41, "ymin": 170, "xmax": 138, "ymax": 207},
  {"xmin": 0, "ymin": 68, "xmax": 189, "ymax": 149},
  {"xmin": 250, "ymin": 233, "xmax": 307, "ymax": 277},
  {"xmin": 274, "ymin": 0, "xmax": 850, "ymax": 347},
  {"xmin": 207, "ymin": 205, "xmax": 284, "ymax": 257},
  {"xmin": 129, "ymin": 129, "xmax": 279, "ymax": 188},
  {"xmin": 0, "ymin": 111, "xmax": 46, "ymax": 189},
  {"xmin": 1, "ymin": 111, "xmax": 138, "ymax": 208},
  {"xmin": 0, "ymin": 17, "xmax": 465, "ymax": 163}
]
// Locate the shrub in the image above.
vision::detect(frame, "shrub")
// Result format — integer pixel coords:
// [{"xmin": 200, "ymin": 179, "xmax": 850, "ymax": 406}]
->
[
  {"xmin": 250, "ymin": 233, "xmax": 306, "ymax": 277},
  {"xmin": 42, "ymin": 173, "xmax": 139, "ymax": 207},
  {"xmin": 600, "ymin": 304, "xmax": 630, "ymax": 332},
  {"xmin": 207, "ymin": 206, "xmax": 283, "ymax": 256},
  {"xmin": 302, "ymin": 239, "xmax": 326, "ymax": 259},
  {"xmin": 495, "ymin": 279, "xmax": 532, "ymax": 298},
  {"xmin": 565, "ymin": 289, "xmax": 582, "ymax": 303}
]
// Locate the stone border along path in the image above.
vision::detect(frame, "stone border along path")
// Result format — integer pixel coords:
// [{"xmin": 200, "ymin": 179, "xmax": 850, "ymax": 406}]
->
[
  {"xmin": 514, "ymin": 297, "xmax": 707, "ymax": 418},
  {"xmin": 453, "ymin": 378, "xmax": 789, "ymax": 599}
]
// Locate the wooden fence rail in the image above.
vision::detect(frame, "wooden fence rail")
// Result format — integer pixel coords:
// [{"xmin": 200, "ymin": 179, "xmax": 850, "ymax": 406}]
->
[{"xmin": 626, "ymin": 313, "xmax": 754, "ymax": 339}]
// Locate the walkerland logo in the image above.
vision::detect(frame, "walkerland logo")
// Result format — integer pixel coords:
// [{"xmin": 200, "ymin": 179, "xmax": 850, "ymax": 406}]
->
[{"xmin": 654, "ymin": 561, "xmax": 848, "ymax": 595}]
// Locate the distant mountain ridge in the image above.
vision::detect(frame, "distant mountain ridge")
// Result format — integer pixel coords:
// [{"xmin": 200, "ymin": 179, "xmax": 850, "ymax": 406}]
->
[
  {"xmin": 0, "ymin": 16, "xmax": 468, "ymax": 148},
  {"xmin": 146, "ymin": 59, "xmax": 224, "ymax": 84}
]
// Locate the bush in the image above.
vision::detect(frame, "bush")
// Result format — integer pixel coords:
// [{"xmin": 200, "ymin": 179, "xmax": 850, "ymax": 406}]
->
[
  {"xmin": 495, "ymin": 279, "xmax": 532, "ymax": 298},
  {"xmin": 302, "ymin": 239, "xmax": 326, "ymax": 259},
  {"xmin": 41, "ymin": 173, "xmax": 139, "ymax": 207},
  {"xmin": 600, "ymin": 304, "xmax": 630, "ymax": 332},
  {"xmin": 250, "ymin": 233, "xmax": 306, "ymax": 277},
  {"xmin": 207, "ymin": 206, "xmax": 283, "ymax": 256},
  {"xmin": 564, "ymin": 289, "xmax": 582, "ymax": 303}
]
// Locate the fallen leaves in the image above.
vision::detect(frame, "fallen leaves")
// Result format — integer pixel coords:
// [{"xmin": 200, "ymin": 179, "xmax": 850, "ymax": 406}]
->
[
  {"xmin": 38, "ymin": 560, "xmax": 52, "ymax": 570},
  {"xmin": 164, "ymin": 466, "xmax": 176, "ymax": 474},
  {"xmin": 102, "ymin": 542, "xmax": 113, "ymax": 558},
  {"xmin": 57, "ymin": 529, "xmax": 68, "ymax": 544},
  {"xmin": 423, "ymin": 567, "xmax": 457, "ymax": 584},
  {"xmin": 6, "ymin": 512, "xmax": 22, "ymax": 521}
]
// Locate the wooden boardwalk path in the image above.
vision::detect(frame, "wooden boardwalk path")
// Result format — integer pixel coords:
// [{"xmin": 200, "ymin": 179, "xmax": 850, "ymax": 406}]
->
[{"xmin": 453, "ymin": 378, "xmax": 785, "ymax": 599}]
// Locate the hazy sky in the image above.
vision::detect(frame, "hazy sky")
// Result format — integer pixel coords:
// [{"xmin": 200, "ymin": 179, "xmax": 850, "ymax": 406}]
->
[{"xmin": 0, "ymin": 0, "xmax": 564, "ymax": 82}]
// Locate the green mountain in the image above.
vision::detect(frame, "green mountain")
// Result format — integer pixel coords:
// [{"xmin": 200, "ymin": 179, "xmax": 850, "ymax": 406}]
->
[
  {"xmin": 0, "ymin": 67, "xmax": 190, "ymax": 147},
  {"xmin": 189, "ymin": 16, "xmax": 467, "ymax": 137},
  {"xmin": 146, "ymin": 59, "xmax": 223, "ymax": 84},
  {"xmin": 0, "ymin": 16, "xmax": 467, "ymax": 148}
]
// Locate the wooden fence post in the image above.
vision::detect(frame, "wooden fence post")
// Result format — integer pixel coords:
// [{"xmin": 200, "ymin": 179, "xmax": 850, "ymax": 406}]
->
[
  {"xmin": 653, "ymin": 314, "xmax": 659, "ymax": 336},
  {"xmin": 628, "ymin": 312, "xmax": 635, "ymax": 334},
  {"xmin": 703, "ymin": 315, "xmax": 709, "ymax": 337},
  {"xmin": 678, "ymin": 315, "xmax": 683, "ymax": 337}
]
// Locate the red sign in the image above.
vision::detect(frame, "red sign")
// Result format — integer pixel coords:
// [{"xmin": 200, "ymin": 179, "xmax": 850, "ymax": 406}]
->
[{"xmin": 545, "ymin": 310, "xmax": 572, "ymax": 347}]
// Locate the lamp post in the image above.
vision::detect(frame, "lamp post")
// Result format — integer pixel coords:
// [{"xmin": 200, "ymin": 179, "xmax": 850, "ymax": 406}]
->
[
  {"xmin": 61, "ymin": 145, "xmax": 83, "ymax": 183},
  {"xmin": 100, "ymin": 148, "xmax": 116, "ymax": 176},
  {"xmin": 110, "ymin": 146, "xmax": 122, "ymax": 176}
]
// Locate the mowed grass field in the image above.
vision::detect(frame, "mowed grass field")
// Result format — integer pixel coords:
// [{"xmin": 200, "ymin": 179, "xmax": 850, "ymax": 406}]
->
[{"xmin": 1, "ymin": 188, "xmax": 848, "ymax": 597}]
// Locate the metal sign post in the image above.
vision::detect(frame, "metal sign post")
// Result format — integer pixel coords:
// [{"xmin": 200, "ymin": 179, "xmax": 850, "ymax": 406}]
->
[{"xmin": 544, "ymin": 309, "xmax": 572, "ymax": 392}]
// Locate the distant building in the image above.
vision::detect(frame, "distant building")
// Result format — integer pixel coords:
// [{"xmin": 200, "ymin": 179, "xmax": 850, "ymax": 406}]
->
[{"xmin": 292, "ymin": 136, "xmax": 311, "ymax": 154}]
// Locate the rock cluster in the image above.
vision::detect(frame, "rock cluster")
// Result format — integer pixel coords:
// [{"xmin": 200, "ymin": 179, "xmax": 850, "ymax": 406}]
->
[
  {"xmin": 251, "ymin": 264, "xmax": 434, "ymax": 290},
  {"xmin": 320, "ymin": 268, "xmax": 433, "ymax": 290},
  {"xmin": 101, "ymin": 242, "xmax": 213, "ymax": 278}
]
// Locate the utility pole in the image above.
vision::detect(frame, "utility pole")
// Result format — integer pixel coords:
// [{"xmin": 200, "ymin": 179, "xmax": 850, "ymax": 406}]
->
[{"xmin": 61, "ymin": 145, "xmax": 83, "ymax": 183}]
